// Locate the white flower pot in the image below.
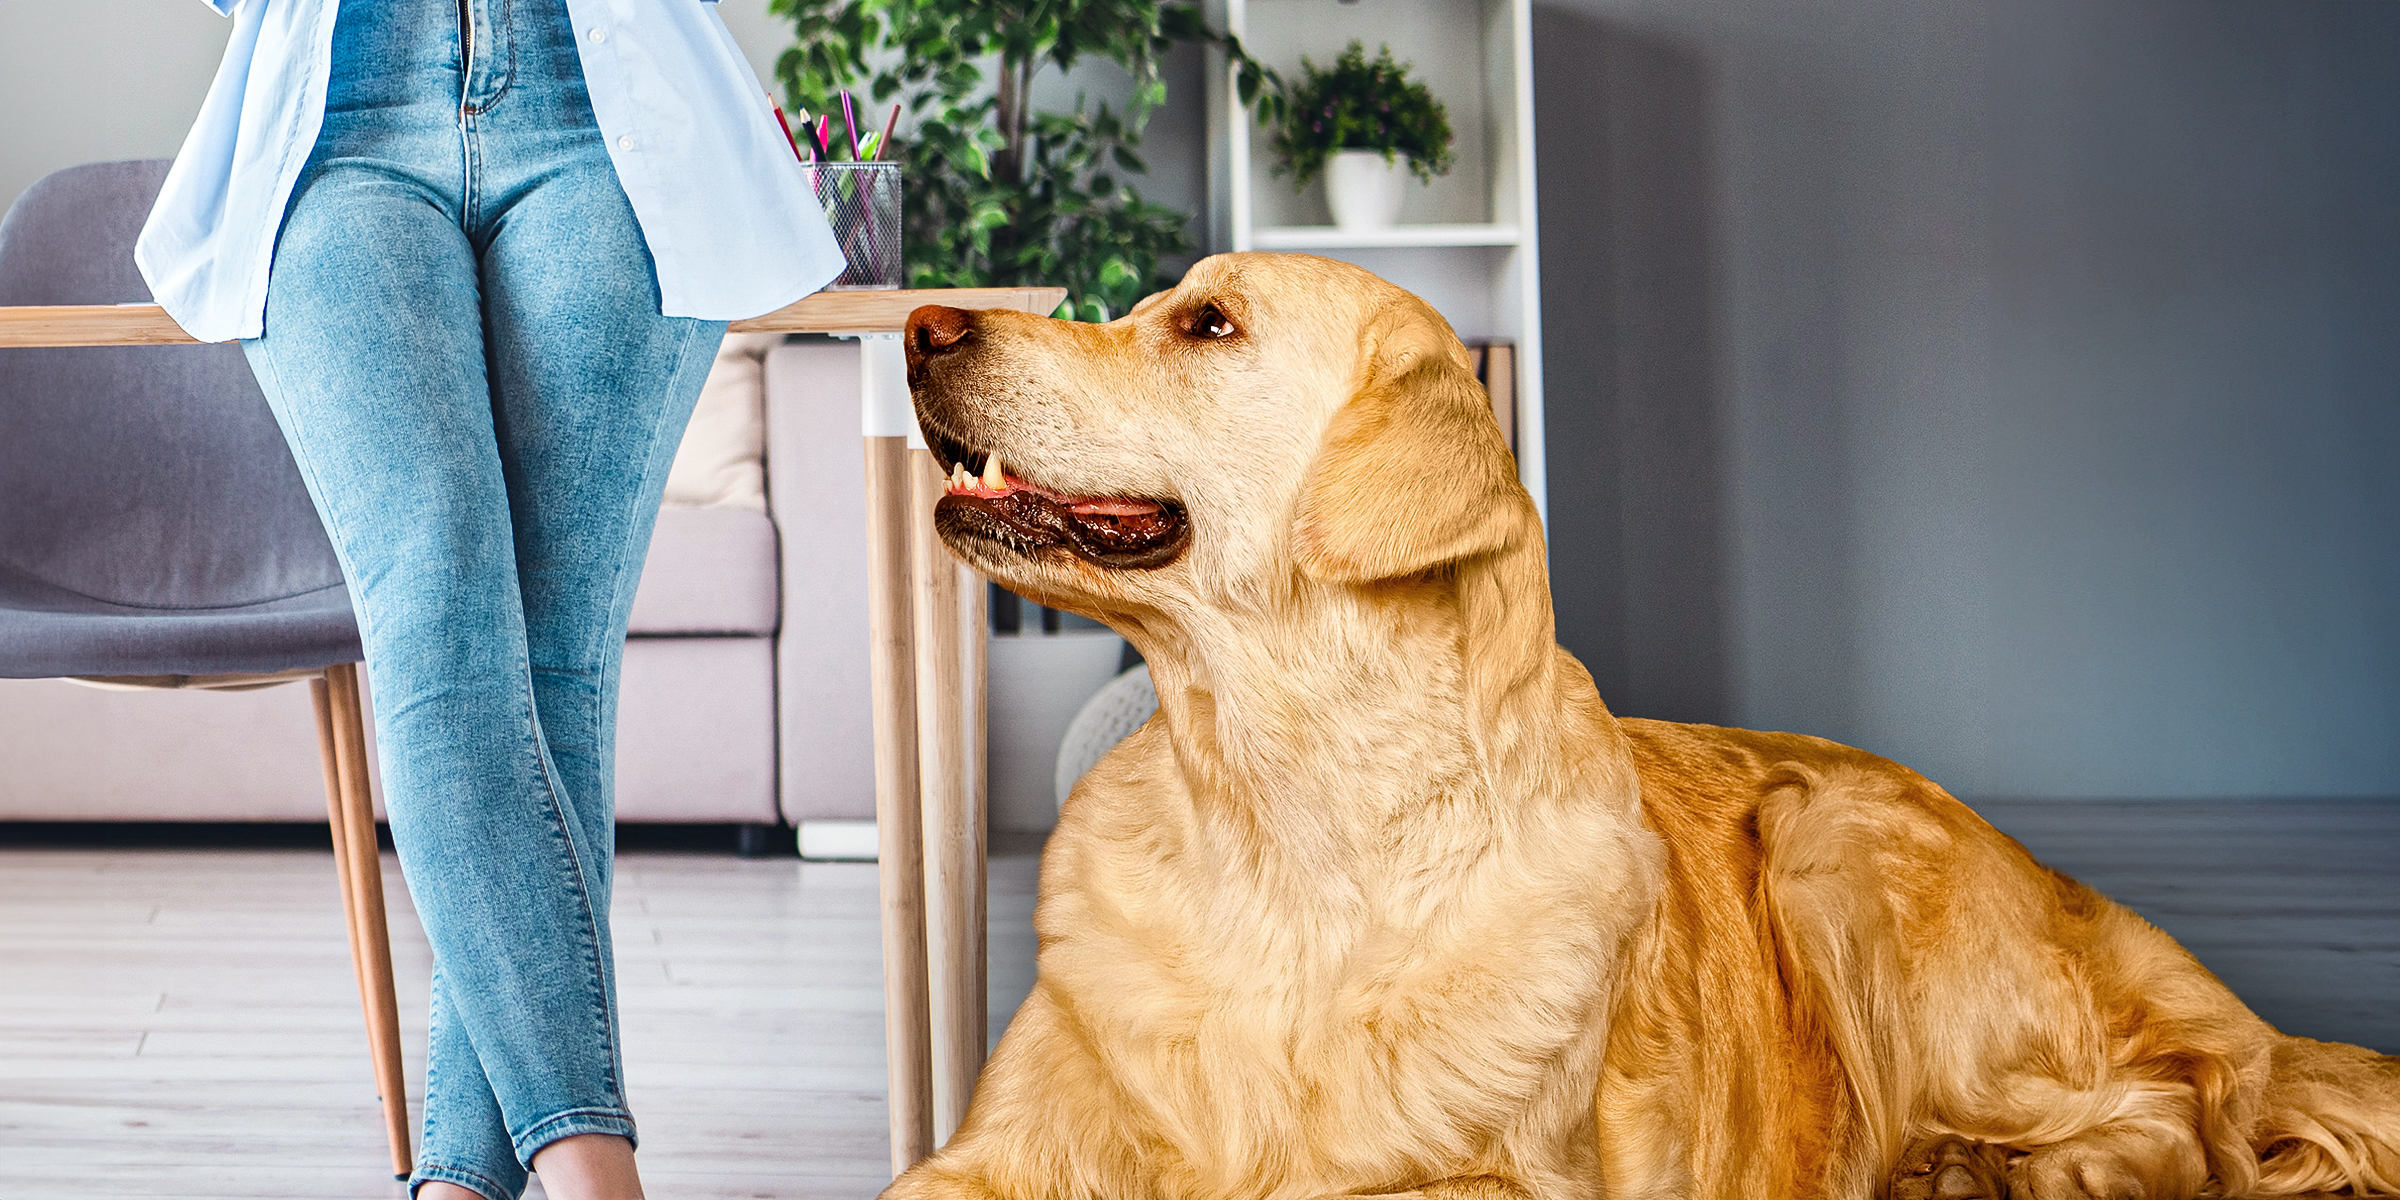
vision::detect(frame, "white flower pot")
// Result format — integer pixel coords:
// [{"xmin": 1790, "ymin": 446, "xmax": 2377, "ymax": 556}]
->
[{"xmin": 1325, "ymin": 149, "xmax": 1407, "ymax": 231}]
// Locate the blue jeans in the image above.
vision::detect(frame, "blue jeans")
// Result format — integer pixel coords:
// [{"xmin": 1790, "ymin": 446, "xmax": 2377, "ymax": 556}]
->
[{"xmin": 240, "ymin": 2, "xmax": 726, "ymax": 1196}]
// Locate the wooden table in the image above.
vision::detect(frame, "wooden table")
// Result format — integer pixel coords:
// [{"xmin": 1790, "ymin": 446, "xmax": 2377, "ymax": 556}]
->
[{"xmin": 1, "ymin": 286, "xmax": 1057, "ymax": 1178}]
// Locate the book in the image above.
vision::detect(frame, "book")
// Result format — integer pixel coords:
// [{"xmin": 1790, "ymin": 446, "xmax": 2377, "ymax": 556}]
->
[{"xmin": 1466, "ymin": 339, "xmax": 1517, "ymax": 455}]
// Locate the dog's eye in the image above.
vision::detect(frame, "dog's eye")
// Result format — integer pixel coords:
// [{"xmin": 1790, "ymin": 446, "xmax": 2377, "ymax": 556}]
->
[{"xmin": 1184, "ymin": 304, "xmax": 1238, "ymax": 340}]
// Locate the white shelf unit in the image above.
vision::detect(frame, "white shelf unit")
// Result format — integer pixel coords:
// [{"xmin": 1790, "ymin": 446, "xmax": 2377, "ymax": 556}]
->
[
  {"xmin": 1207, "ymin": 0, "xmax": 1545, "ymax": 520},
  {"xmin": 1251, "ymin": 223, "xmax": 1524, "ymax": 249}
]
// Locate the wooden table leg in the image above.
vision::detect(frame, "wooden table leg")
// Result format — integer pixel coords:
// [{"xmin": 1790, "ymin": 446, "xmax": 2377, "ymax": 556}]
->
[
  {"xmin": 966, "ymin": 565, "xmax": 990, "ymax": 1041},
  {"xmin": 866, "ymin": 435, "xmax": 935, "ymax": 1173},
  {"xmin": 909, "ymin": 450, "xmax": 989, "ymax": 1145}
]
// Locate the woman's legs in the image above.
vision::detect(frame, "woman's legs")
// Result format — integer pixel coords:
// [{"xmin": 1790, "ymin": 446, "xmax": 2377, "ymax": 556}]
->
[
  {"xmin": 243, "ymin": 1, "xmax": 723, "ymax": 1196},
  {"xmin": 247, "ymin": 154, "xmax": 627, "ymax": 1199}
]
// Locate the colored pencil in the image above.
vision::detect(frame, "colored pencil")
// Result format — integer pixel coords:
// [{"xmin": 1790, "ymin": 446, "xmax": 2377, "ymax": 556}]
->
[
  {"xmin": 771, "ymin": 101, "xmax": 807, "ymax": 162},
  {"xmin": 873, "ymin": 103, "xmax": 901, "ymax": 161}
]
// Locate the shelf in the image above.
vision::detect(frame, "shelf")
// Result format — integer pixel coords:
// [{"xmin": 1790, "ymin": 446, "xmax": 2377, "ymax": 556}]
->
[
  {"xmin": 1250, "ymin": 224, "xmax": 1524, "ymax": 251},
  {"xmin": 1212, "ymin": 0, "xmax": 1546, "ymax": 521}
]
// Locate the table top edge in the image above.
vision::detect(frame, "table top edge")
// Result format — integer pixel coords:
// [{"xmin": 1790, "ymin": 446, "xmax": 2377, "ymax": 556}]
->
[{"xmin": 0, "ymin": 287, "xmax": 1073, "ymax": 347}]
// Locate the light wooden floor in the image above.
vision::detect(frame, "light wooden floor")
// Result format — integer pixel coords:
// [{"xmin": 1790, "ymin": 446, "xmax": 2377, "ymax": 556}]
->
[
  {"xmin": 1, "ymin": 802, "xmax": 2392, "ymax": 1199},
  {"xmin": 0, "ymin": 845, "xmax": 1041, "ymax": 1200}
]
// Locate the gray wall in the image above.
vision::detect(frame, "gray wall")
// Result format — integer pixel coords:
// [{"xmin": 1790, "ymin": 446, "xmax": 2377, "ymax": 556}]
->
[{"xmin": 1535, "ymin": 0, "xmax": 2399, "ymax": 800}]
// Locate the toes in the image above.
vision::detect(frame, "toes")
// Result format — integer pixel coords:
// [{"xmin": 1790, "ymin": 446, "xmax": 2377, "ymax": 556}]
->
[
  {"xmin": 1932, "ymin": 1162, "xmax": 1986, "ymax": 1197},
  {"xmin": 2011, "ymin": 1143, "xmax": 2156, "ymax": 1200},
  {"xmin": 1892, "ymin": 1138, "xmax": 2009, "ymax": 1200}
]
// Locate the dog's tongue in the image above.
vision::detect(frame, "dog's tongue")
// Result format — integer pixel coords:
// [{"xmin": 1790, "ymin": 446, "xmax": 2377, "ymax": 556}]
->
[
  {"xmin": 939, "ymin": 458, "xmax": 1187, "ymax": 566},
  {"xmin": 949, "ymin": 471, "xmax": 1162, "ymax": 518},
  {"xmin": 1063, "ymin": 493, "xmax": 1163, "ymax": 517}
]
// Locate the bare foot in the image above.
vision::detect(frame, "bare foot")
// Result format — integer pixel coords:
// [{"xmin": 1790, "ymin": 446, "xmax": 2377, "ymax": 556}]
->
[
  {"xmin": 529, "ymin": 1133, "xmax": 644, "ymax": 1200},
  {"xmin": 1891, "ymin": 1136, "xmax": 2010, "ymax": 1200}
]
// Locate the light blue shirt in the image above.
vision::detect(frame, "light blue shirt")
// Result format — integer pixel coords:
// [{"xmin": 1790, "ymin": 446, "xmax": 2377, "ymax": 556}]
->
[{"xmin": 137, "ymin": 0, "xmax": 847, "ymax": 343}]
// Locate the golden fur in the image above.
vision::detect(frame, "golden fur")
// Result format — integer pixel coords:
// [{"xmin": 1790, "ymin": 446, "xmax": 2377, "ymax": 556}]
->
[{"xmin": 892, "ymin": 253, "xmax": 2400, "ymax": 1200}]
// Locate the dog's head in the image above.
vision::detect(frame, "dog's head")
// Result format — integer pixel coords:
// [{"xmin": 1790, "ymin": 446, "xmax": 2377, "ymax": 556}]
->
[{"xmin": 905, "ymin": 252, "xmax": 1537, "ymax": 625}]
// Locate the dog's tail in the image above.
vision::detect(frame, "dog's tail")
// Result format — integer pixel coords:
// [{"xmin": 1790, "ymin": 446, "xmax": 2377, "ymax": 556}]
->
[{"xmin": 2244, "ymin": 1034, "xmax": 2400, "ymax": 1194}]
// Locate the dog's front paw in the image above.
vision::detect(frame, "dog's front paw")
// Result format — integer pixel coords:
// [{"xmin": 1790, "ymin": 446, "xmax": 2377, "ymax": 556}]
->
[
  {"xmin": 1323, "ymin": 1175, "xmax": 1526, "ymax": 1200},
  {"xmin": 877, "ymin": 1161, "xmax": 998, "ymax": 1200},
  {"xmin": 1889, "ymin": 1137, "xmax": 2010, "ymax": 1200}
]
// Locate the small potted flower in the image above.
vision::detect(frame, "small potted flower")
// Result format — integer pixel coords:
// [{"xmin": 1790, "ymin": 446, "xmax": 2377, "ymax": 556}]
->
[{"xmin": 1268, "ymin": 41, "xmax": 1455, "ymax": 231}]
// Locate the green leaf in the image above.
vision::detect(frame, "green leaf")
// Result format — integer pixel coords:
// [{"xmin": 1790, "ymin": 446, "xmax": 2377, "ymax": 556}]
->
[
  {"xmin": 774, "ymin": 0, "xmax": 1224, "ymax": 306},
  {"xmin": 1260, "ymin": 40, "xmax": 1454, "ymax": 187}
]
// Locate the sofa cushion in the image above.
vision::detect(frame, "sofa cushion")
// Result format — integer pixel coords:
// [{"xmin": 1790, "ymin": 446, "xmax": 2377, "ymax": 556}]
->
[
  {"xmin": 616, "ymin": 636, "xmax": 777, "ymax": 821},
  {"xmin": 628, "ymin": 505, "xmax": 778, "ymax": 636},
  {"xmin": 0, "ymin": 636, "xmax": 777, "ymax": 822},
  {"xmin": 662, "ymin": 332, "xmax": 781, "ymax": 510}
]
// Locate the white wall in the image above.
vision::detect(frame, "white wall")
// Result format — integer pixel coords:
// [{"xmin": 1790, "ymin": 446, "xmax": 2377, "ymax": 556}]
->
[
  {"xmin": 0, "ymin": 1, "xmax": 805, "ymax": 213},
  {"xmin": 0, "ymin": 1, "xmax": 228, "ymax": 213},
  {"xmin": 0, "ymin": 2, "xmax": 1208, "ymax": 267}
]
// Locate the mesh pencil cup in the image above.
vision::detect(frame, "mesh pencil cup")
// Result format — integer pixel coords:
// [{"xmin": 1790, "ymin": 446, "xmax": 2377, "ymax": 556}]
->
[{"xmin": 805, "ymin": 162, "xmax": 903, "ymax": 290}]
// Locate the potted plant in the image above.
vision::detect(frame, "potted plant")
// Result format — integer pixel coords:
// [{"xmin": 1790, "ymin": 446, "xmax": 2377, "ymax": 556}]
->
[
  {"xmin": 773, "ymin": 0, "xmax": 1262, "ymax": 322},
  {"xmin": 1267, "ymin": 41, "xmax": 1455, "ymax": 231}
]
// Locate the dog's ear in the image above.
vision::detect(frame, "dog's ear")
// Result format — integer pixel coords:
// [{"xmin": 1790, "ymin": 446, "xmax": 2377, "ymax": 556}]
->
[{"xmin": 1291, "ymin": 308, "xmax": 1533, "ymax": 583}]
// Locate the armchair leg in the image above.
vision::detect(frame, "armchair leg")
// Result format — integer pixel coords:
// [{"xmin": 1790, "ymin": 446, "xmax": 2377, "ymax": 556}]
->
[{"xmin": 311, "ymin": 664, "xmax": 414, "ymax": 1180}]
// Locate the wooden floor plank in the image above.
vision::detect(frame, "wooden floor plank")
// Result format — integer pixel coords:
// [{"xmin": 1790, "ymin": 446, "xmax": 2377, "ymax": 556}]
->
[
  {"xmin": 0, "ymin": 845, "xmax": 1043, "ymax": 1199},
  {"xmin": 1975, "ymin": 799, "xmax": 2400, "ymax": 1052}
]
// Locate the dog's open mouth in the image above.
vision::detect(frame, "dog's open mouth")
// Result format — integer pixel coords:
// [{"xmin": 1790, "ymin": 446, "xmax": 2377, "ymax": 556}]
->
[{"xmin": 928, "ymin": 442, "xmax": 1189, "ymax": 570}]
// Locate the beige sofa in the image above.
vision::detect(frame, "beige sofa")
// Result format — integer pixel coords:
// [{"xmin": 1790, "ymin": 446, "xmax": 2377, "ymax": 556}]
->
[{"xmin": 0, "ymin": 335, "xmax": 879, "ymax": 831}]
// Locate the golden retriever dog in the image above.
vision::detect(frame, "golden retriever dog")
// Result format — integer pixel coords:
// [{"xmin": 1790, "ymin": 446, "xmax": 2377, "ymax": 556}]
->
[{"xmin": 892, "ymin": 252, "xmax": 2400, "ymax": 1200}]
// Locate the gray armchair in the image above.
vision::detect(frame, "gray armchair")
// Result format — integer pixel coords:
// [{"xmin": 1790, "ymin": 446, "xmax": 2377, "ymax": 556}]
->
[
  {"xmin": 0, "ymin": 164, "xmax": 1095, "ymax": 857},
  {"xmin": 0, "ymin": 160, "xmax": 412, "ymax": 1178}
]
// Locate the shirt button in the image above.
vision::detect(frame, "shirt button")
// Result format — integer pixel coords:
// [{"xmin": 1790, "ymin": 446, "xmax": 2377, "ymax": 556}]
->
[
  {"xmin": 617, "ymin": 135, "xmax": 636, "ymax": 151},
  {"xmin": 588, "ymin": 27, "xmax": 607, "ymax": 42}
]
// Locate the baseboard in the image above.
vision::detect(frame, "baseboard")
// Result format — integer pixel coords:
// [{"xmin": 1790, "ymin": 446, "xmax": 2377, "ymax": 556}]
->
[{"xmin": 797, "ymin": 818, "xmax": 878, "ymax": 861}]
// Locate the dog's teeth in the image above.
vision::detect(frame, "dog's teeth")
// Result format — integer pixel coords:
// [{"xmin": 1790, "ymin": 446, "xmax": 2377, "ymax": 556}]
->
[{"xmin": 983, "ymin": 454, "xmax": 1005, "ymax": 490}]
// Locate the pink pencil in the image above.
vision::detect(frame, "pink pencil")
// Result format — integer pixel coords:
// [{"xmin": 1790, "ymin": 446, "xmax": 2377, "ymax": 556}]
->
[
  {"xmin": 873, "ymin": 103, "xmax": 901, "ymax": 161},
  {"xmin": 841, "ymin": 91, "xmax": 862, "ymax": 160}
]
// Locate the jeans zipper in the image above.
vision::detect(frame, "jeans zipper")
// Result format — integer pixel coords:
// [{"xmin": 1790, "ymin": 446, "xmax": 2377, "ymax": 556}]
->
[
  {"xmin": 457, "ymin": 0, "xmax": 477, "ymax": 221},
  {"xmin": 456, "ymin": 0, "xmax": 475, "ymax": 118}
]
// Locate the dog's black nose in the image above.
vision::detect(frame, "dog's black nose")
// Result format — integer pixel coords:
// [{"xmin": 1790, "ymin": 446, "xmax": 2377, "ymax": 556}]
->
[{"xmin": 908, "ymin": 305, "xmax": 975, "ymax": 361}]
